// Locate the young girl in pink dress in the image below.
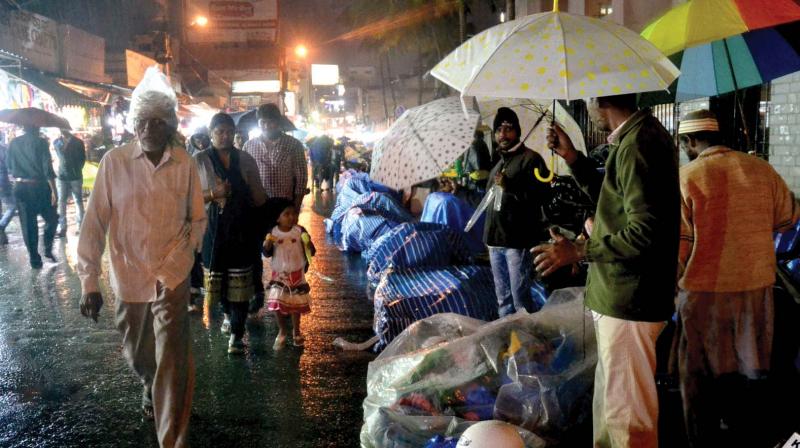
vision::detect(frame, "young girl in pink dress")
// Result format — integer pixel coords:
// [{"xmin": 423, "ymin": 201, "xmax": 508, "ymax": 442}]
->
[{"xmin": 263, "ymin": 204, "xmax": 315, "ymax": 349}]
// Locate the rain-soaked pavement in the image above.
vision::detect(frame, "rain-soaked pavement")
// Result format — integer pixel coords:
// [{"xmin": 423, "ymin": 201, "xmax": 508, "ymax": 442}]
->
[{"xmin": 0, "ymin": 190, "xmax": 376, "ymax": 448}]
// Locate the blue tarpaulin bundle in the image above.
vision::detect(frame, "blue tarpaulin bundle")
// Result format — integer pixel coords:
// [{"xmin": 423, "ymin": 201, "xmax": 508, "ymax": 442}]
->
[
  {"xmin": 365, "ymin": 222, "xmax": 474, "ymax": 288},
  {"xmin": 326, "ymin": 171, "xmax": 407, "ymax": 242},
  {"xmin": 326, "ymin": 192, "xmax": 411, "ymax": 252},
  {"xmin": 373, "ymin": 265, "xmax": 499, "ymax": 350},
  {"xmin": 775, "ymin": 220, "xmax": 800, "ymax": 296},
  {"xmin": 420, "ymin": 192, "xmax": 486, "ymax": 254},
  {"xmin": 340, "ymin": 209, "xmax": 401, "ymax": 253}
]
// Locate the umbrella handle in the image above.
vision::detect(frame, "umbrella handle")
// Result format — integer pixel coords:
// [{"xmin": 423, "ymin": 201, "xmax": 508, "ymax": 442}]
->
[{"xmin": 534, "ymin": 152, "xmax": 555, "ymax": 183}]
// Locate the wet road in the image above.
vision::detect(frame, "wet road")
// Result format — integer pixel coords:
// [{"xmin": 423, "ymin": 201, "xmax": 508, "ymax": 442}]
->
[{"xmin": 0, "ymin": 191, "xmax": 376, "ymax": 448}]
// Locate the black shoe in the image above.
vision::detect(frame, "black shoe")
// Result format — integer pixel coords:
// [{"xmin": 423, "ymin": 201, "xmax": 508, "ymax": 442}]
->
[
  {"xmin": 0, "ymin": 231, "xmax": 7, "ymax": 245},
  {"xmin": 44, "ymin": 251, "xmax": 57, "ymax": 262},
  {"xmin": 30, "ymin": 259, "xmax": 43, "ymax": 269}
]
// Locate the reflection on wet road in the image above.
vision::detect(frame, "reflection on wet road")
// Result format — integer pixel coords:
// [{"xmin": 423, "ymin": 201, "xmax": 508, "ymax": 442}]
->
[{"xmin": 0, "ymin": 190, "xmax": 375, "ymax": 447}]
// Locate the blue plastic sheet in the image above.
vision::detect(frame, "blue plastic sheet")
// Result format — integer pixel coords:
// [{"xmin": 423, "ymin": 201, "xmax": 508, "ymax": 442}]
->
[
  {"xmin": 372, "ymin": 266, "xmax": 499, "ymax": 351},
  {"xmin": 340, "ymin": 209, "xmax": 400, "ymax": 253},
  {"xmin": 420, "ymin": 192, "xmax": 485, "ymax": 254},
  {"xmin": 365, "ymin": 222, "xmax": 474, "ymax": 288}
]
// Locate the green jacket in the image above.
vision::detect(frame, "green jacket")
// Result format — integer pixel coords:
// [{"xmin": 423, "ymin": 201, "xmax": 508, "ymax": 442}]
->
[{"xmin": 570, "ymin": 109, "xmax": 680, "ymax": 322}]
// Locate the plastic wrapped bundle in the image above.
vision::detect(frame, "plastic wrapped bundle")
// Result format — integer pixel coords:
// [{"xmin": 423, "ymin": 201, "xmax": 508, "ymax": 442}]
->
[
  {"xmin": 365, "ymin": 222, "xmax": 473, "ymax": 287},
  {"xmin": 373, "ymin": 266, "xmax": 499, "ymax": 351},
  {"xmin": 325, "ymin": 191, "xmax": 411, "ymax": 241},
  {"xmin": 361, "ymin": 288, "xmax": 596, "ymax": 447},
  {"xmin": 421, "ymin": 192, "xmax": 486, "ymax": 254},
  {"xmin": 340, "ymin": 208, "xmax": 400, "ymax": 253}
]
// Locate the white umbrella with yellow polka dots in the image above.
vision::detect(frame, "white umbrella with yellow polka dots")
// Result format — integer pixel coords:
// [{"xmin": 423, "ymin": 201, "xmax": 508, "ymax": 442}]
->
[{"xmin": 430, "ymin": 1, "xmax": 679, "ymax": 101}]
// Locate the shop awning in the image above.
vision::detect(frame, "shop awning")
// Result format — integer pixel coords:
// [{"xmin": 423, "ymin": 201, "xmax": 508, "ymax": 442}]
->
[
  {"xmin": 16, "ymin": 68, "xmax": 98, "ymax": 108},
  {"xmin": 57, "ymin": 78, "xmax": 132, "ymax": 105}
]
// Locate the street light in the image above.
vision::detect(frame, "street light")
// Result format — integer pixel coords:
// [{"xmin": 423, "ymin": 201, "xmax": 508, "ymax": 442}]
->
[
  {"xmin": 295, "ymin": 44, "xmax": 308, "ymax": 58},
  {"xmin": 194, "ymin": 15, "xmax": 209, "ymax": 27}
]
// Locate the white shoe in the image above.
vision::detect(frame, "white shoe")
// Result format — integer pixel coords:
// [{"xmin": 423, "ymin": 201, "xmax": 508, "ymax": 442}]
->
[
  {"xmin": 221, "ymin": 315, "xmax": 231, "ymax": 335},
  {"xmin": 228, "ymin": 335, "xmax": 245, "ymax": 354}
]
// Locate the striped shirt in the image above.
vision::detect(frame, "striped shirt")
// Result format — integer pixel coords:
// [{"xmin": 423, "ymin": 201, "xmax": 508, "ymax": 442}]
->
[
  {"xmin": 242, "ymin": 134, "xmax": 308, "ymax": 207},
  {"xmin": 77, "ymin": 140, "xmax": 206, "ymax": 302},
  {"xmin": 679, "ymin": 146, "xmax": 800, "ymax": 292}
]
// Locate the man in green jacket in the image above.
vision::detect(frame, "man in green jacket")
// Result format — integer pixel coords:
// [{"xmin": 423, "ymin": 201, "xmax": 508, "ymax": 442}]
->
[{"xmin": 533, "ymin": 94, "xmax": 680, "ymax": 447}]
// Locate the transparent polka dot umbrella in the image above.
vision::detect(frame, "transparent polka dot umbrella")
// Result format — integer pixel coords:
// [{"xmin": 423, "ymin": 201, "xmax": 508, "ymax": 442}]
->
[
  {"xmin": 370, "ymin": 96, "xmax": 480, "ymax": 191},
  {"xmin": 430, "ymin": 0, "xmax": 679, "ymax": 101}
]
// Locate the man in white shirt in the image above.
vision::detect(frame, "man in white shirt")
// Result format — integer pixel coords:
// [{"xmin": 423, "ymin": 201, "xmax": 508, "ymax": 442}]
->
[{"xmin": 77, "ymin": 68, "xmax": 206, "ymax": 448}]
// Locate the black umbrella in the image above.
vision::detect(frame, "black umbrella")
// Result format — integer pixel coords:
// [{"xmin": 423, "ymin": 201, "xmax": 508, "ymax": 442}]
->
[{"xmin": 0, "ymin": 107, "xmax": 71, "ymax": 130}]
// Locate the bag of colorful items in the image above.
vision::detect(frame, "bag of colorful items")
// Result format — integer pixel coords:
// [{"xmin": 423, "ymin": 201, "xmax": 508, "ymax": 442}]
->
[
  {"xmin": 372, "ymin": 265, "xmax": 499, "ymax": 352},
  {"xmin": 365, "ymin": 222, "xmax": 474, "ymax": 289},
  {"xmin": 420, "ymin": 192, "xmax": 486, "ymax": 254},
  {"xmin": 361, "ymin": 288, "xmax": 596, "ymax": 447}
]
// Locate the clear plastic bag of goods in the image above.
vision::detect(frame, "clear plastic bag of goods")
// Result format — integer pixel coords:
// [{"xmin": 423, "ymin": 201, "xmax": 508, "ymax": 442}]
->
[{"xmin": 361, "ymin": 287, "xmax": 596, "ymax": 447}]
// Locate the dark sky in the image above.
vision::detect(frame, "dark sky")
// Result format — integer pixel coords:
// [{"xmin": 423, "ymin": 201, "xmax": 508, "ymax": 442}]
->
[{"xmin": 11, "ymin": 0, "xmax": 500, "ymax": 68}]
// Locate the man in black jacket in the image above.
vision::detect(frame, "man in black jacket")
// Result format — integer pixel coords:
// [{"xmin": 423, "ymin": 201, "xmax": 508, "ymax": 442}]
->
[{"xmin": 484, "ymin": 107, "xmax": 550, "ymax": 316}]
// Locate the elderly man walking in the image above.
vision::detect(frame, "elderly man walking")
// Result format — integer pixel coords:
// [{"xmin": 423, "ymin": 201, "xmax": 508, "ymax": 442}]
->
[
  {"xmin": 676, "ymin": 110, "xmax": 800, "ymax": 446},
  {"xmin": 243, "ymin": 103, "xmax": 308, "ymax": 314},
  {"xmin": 534, "ymin": 94, "xmax": 680, "ymax": 447},
  {"xmin": 77, "ymin": 68, "xmax": 206, "ymax": 448}
]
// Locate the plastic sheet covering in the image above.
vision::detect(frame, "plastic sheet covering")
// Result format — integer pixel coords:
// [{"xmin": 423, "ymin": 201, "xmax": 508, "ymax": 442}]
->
[
  {"xmin": 340, "ymin": 209, "xmax": 400, "ymax": 253},
  {"xmin": 361, "ymin": 288, "xmax": 596, "ymax": 447},
  {"xmin": 365, "ymin": 223, "xmax": 473, "ymax": 288},
  {"xmin": 373, "ymin": 266, "xmax": 499, "ymax": 351},
  {"xmin": 420, "ymin": 192, "xmax": 486, "ymax": 254},
  {"xmin": 326, "ymin": 191, "xmax": 411, "ymax": 239},
  {"xmin": 336, "ymin": 169, "xmax": 399, "ymax": 197}
]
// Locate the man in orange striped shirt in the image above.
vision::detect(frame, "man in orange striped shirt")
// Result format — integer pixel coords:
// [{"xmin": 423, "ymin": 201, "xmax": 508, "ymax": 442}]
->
[{"xmin": 677, "ymin": 110, "xmax": 799, "ymax": 446}]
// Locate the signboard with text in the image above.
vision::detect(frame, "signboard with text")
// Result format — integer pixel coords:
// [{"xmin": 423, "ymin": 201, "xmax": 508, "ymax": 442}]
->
[
  {"xmin": 185, "ymin": 0, "xmax": 278, "ymax": 43},
  {"xmin": 0, "ymin": 10, "xmax": 59, "ymax": 73}
]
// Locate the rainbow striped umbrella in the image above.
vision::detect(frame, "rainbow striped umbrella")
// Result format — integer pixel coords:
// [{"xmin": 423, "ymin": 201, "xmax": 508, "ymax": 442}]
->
[
  {"xmin": 641, "ymin": 0, "xmax": 800, "ymax": 57},
  {"xmin": 673, "ymin": 20, "xmax": 800, "ymax": 100}
]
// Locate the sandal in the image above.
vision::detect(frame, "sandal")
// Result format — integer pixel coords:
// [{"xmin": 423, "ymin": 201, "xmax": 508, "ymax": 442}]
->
[
  {"xmin": 273, "ymin": 334, "xmax": 287, "ymax": 350},
  {"xmin": 293, "ymin": 334, "xmax": 305, "ymax": 347}
]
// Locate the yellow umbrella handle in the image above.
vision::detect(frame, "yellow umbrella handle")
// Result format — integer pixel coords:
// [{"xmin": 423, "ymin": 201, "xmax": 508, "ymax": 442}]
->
[{"xmin": 535, "ymin": 151, "xmax": 555, "ymax": 183}]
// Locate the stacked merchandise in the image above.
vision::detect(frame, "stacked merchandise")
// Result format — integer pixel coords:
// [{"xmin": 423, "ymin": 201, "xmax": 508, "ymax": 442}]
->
[
  {"xmin": 361, "ymin": 288, "xmax": 596, "ymax": 447},
  {"xmin": 366, "ymin": 222, "xmax": 498, "ymax": 351},
  {"xmin": 325, "ymin": 172, "xmax": 410, "ymax": 253}
]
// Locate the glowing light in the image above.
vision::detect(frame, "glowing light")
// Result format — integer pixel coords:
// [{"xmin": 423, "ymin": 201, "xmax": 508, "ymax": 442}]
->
[
  {"xmin": 194, "ymin": 15, "xmax": 208, "ymax": 27},
  {"xmin": 295, "ymin": 45, "xmax": 308, "ymax": 58},
  {"xmin": 500, "ymin": 12, "xmax": 506, "ymax": 22},
  {"xmin": 248, "ymin": 128, "xmax": 262, "ymax": 140}
]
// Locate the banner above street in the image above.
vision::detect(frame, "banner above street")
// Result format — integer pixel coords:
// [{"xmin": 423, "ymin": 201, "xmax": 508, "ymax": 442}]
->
[{"xmin": 185, "ymin": 0, "xmax": 278, "ymax": 44}]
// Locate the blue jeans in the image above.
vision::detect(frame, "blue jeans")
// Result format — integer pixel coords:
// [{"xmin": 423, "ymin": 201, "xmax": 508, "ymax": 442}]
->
[
  {"xmin": 58, "ymin": 179, "xmax": 84, "ymax": 230},
  {"xmin": 0, "ymin": 190, "xmax": 16, "ymax": 230},
  {"xmin": 489, "ymin": 246, "xmax": 535, "ymax": 317}
]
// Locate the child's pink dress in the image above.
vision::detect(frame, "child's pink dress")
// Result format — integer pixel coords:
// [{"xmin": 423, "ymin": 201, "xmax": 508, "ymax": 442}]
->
[{"xmin": 266, "ymin": 225, "xmax": 311, "ymax": 315}]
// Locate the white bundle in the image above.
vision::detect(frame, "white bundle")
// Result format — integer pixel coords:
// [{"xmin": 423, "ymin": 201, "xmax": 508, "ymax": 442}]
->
[{"xmin": 127, "ymin": 66, "xmax": 178, "ymax": 131}]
